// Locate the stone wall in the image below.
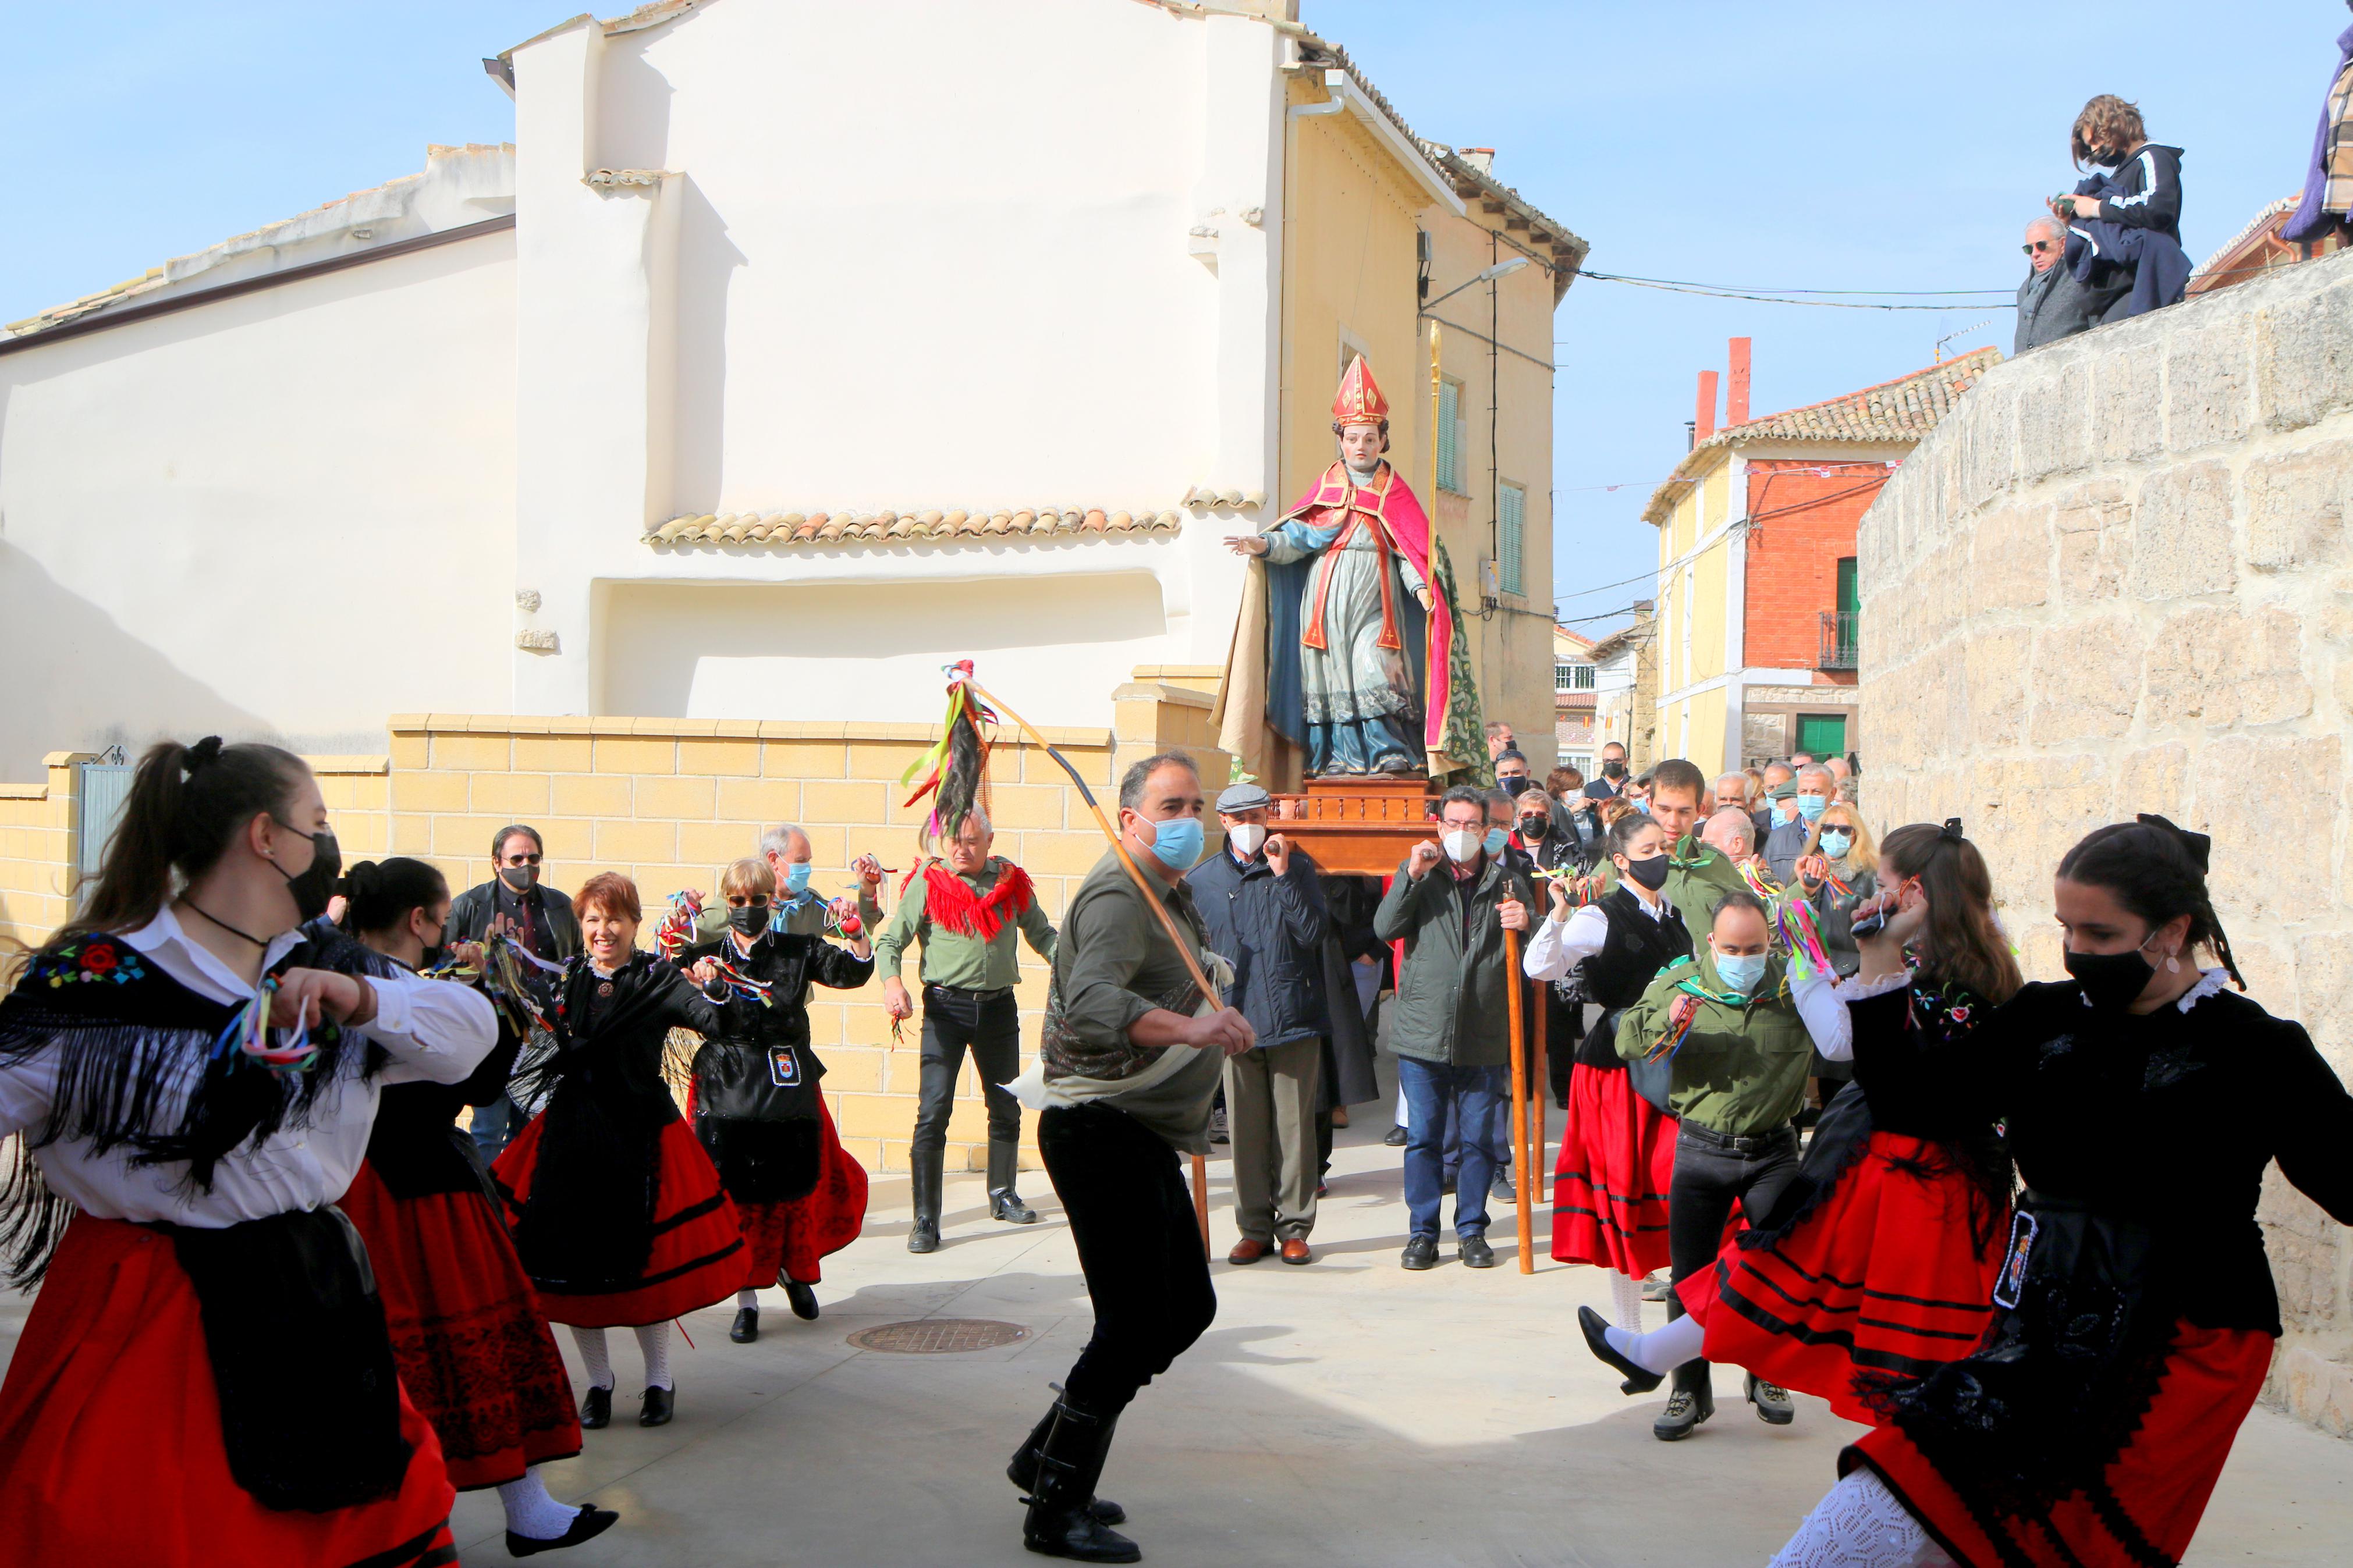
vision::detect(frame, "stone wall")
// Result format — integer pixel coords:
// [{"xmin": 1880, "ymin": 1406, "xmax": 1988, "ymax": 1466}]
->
[
  {"xmin": 0, "ymin": 671, "xmax": 1231, "ymax": 1180},
  {"xmin": 1858, "ymin": 249, "xmax": 2353, "ymax": 1433}
]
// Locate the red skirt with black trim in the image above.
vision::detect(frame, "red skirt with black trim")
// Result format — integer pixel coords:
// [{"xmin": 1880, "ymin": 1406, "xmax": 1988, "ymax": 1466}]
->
[
  {"xmin": 1673, "ymin": 1129, "xmax": 2004, "ymax": 1425},
  {"xmin": 493, "ymin": 1113, "xmax": 746, "ymax": 1329},
  {"xmin": 338, "ymin": 1162, "xmax": 582, "ymax": 1490},
  {"xmin": 0, "ymin": 1213, "xmax": 457, "ymax": 1568},
  {"xmin": 1550, "ymin": 1062, "xmax": 1676, "ymax": 1277},
  {"xmin": 1848, "ymin": 1320, "xmax": 2272, "ymax": 1567},
  {"xmin": 732, "ymin": 1098, "xmax": 869, "ymax": 1289}
]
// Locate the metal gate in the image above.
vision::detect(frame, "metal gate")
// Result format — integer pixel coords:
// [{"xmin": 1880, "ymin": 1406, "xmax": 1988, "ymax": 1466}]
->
[{"xmin": 74, "ymin": 749, "xmax": 133, "ymax": 908}]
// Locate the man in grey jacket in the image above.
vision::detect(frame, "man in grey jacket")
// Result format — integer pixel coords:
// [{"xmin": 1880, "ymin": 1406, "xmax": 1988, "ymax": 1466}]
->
[
  {"xmin": 2015, "ymin": 215, "xmax": 2121, "ymax": 353},
  {"xmin": 1373, "ymin": 785, "xmax": 1532, "ymax": 1271}
]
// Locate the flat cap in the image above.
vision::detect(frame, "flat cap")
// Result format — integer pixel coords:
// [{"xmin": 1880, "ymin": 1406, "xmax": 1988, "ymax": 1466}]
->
[
  {"xmin": 1769, "ymin": 780, "xmax": 1798, "ymax": 800},
  {"xmin": 1216, "ymin": 782, "xmax": 1273, "ymax": 813}
]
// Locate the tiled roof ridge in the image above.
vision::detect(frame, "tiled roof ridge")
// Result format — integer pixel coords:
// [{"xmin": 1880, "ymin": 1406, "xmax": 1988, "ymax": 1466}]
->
[
  {"xmin": 2190, "ymin": 194, "xmax": 2299, "ymax": 282},
  {"xmin": 1727, "ymin": 345, "xmax": 2001, "ymax": 440},
  {"xmin": 647, "ymin": 506, "xmax": 1186, "ymax": 549}
]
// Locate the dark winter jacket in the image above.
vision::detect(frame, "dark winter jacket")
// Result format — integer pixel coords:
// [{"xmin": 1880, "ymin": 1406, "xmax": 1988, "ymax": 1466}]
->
[
  {"xmin": 2072, "ymin": 144, "xmax": 2184, "ymax": 241},
  {"xmin": 1373, "ymin": 852, "xmax": 1534, "ymax": 1068},
  {"xmin": 444, "ymin": 878, "xmax": 580, "ymax": 963},
  {"xmin": 2015, "ymin": 257, "xmax": 2119, "ymax": 353},
  {"xmin": 1186, "ymin": 845, "xmax": 1330, "ymax": 1051}
]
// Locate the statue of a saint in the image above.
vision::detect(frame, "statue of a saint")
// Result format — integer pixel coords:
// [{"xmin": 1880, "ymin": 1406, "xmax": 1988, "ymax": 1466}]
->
[{"xmin": 1215, "ymin": 355, "xmax": 1473, "ymax": 780}]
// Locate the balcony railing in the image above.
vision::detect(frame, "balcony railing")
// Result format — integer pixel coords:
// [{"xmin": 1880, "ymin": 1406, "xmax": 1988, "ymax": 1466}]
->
[{"xmin": 1819, "ymin": 610, "xmax": 1859, "ymax": 671}]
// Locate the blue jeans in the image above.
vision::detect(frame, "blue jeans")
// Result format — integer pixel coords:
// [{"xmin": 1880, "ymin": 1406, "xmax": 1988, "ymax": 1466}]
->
[
  {"xmin": 470, "ymin": 1091, "xmax": 522, "ymax": 1163},
  {"xmin": 1397, "ymin": 1057, "xmax": 1506, "ymax": 1239}
]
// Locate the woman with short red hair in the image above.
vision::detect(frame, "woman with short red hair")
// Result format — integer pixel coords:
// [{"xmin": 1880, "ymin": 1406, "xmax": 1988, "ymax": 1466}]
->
[{"xmin": 491, "ymin": 872, "xmax": 746, "ymax": 1431}]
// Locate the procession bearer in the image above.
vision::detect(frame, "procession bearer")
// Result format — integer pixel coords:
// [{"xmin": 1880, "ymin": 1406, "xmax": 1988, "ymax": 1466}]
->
[{"xmin": 875, "ymin": 809, "xmax": 1058, "ymax": 1254}]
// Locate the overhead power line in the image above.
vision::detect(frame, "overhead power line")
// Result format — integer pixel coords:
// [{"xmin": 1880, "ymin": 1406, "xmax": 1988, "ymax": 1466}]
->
[{"xmin": 1580, "ymin": 269, "xmax": 2014, "ymax": 311}]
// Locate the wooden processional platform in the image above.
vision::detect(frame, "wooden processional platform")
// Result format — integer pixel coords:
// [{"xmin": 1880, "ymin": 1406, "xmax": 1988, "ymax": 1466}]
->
[{"xmin": 1266, "ymin": 773, "xmax": 1438, "ymax": 877}]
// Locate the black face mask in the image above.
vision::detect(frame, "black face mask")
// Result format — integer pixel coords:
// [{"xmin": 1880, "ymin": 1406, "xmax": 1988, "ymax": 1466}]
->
[
  {"xmin": 1496, "ymin": 776, "xmax": 1528, "ymax": 796},
  {"xmin": 498, "ymin": 865, "xmax": 540, "ymax": 893},
  {"xmin": 2064, "ymin": 945, "xmax": 2155, "ymax": 1012},
  {"xmin": 727, "ymin": 903, "xmax": 772, "ymax": 938},
  {"xmin": 271, "ymin": 822, "xmax": 342, "ymax": 923},
  {"xmin": 1603, "ymin": 761, "xmax": 1627, "ymax": 780},
  {"xmin": 1623, "ymin": 853, "xmax": 1670, "ymax": 891},
  {"xmin": 1517, "ymin": 815, "xmax": 1548, "ymax": 839}
]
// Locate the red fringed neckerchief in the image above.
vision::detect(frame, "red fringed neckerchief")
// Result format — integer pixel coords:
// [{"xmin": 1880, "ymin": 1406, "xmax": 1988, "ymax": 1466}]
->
[{"xmin": 914, "ymin": 859, "xmax": 1035, "ymax": 941}]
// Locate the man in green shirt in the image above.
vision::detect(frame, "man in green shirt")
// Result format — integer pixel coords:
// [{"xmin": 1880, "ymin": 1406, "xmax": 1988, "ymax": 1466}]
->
[
  {"xmin": 691, "ymin": 823, "xmax": 886, "ymax": 943},
  {"xmin": 1646, "ymin": 758, "xmax": 1748, "ymax": 951},
  {"xmin": 1616, "ymin": 887, "xmax": 1847, "ymax": 1441},
  {"xmin": 875, "ymin": 809, "xmax": 1057, "ymax": 1253}
]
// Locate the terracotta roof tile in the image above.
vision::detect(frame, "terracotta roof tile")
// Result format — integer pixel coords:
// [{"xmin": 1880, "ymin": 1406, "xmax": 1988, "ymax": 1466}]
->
[
  {"xmin": 645, "ymin": 506, "xmax": 1185, "ymax": 549},
  {"xmin": 1641, "ymin": 347, "xmax": 2000, "ymax": 524}
]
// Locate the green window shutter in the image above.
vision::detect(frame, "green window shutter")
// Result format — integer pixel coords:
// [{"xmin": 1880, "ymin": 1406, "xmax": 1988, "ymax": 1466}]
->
[
  {"xmin": 1498, "ymin": 482, "xmax": 1525, "ymax": 595},
  {"xmin": 1796, "ymin": 713, "xmax": 1848, "ymax": 758},
  {"xmin": 1437, "ymin": 380, "xmax": 1460, "ymax": 492},
  {"xmin": 1836, "ymin": 557, "xmax": 1859, "ymax": 615}
]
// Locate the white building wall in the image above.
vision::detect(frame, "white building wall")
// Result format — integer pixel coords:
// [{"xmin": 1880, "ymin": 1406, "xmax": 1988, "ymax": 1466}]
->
[{"xmin": 0, "ymin": 230, "xmax": 519, "ymax": 777}]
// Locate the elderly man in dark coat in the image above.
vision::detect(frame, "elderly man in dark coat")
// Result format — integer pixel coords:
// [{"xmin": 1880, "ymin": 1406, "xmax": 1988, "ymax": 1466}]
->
[
  {"xmin": 1188, "ymin": 782, "xmax": 1332, "ymax": 1265},
  {"xmin": 2015, "ymin": 214, "xmax": 2122, "ymax": 353}
]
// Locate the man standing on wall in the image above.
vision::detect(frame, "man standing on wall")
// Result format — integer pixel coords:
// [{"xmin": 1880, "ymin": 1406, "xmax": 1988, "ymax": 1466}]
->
[
  {"xmin": 444, "ymin": 823, "xmax": 579, "ymax": 1161},
  {"xmin": 1188, "ymin": 782, "xmax": 1330, "ymax": 1267},
  {"xmin": 876, "ymin": 809, "xmax": 1057, "ymax": 1254}
]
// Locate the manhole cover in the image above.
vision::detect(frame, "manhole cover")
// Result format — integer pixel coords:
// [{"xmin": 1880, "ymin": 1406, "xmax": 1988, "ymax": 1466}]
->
[{"xmin": 848, "ymin": 1318, "xmax": 1029, "ymax": 1354}]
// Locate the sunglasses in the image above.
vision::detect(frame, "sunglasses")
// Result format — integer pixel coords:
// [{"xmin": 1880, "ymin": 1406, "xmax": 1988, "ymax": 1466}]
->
[{"xmin": 2022, "ymin": 240, "xmax": 2059, "ymax": 255}]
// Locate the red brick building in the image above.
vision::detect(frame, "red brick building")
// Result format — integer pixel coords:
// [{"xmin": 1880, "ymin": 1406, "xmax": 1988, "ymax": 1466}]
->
[{"xmin": 1639, "ymin": 342, "xmax": 1997, "ymax": 768}]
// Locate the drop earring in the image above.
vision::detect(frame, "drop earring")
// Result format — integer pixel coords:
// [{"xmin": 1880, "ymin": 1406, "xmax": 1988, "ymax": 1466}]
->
[{"xmin": 2164, "ymin": 954, "xmax": 2180, "ymax": 973}]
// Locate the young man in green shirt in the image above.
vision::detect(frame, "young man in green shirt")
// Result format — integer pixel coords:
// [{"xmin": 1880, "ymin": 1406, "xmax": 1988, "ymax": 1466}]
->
[
  {"xmin": 1616, "ymin": 888, "xmax": 1848, "ymax": 1440},
  {"xmin": 874, "ymin": 809, "xmax": 1057, "ymax": 1253}
]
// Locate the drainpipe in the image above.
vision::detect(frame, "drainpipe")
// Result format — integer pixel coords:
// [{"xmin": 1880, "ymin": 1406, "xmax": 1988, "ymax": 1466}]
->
[{"xmin": 1289, "ymin": 68, "xmax": 1348, "ymax": 120}]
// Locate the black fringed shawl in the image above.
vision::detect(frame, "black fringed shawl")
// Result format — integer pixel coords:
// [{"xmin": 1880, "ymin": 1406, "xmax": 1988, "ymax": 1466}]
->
[{"xmin": 0, "ymin": 926, "xmax": 390, "ymax": 1286}]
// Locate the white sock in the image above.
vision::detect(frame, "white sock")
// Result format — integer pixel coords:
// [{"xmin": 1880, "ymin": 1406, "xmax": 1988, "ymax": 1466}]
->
[
  {"xmin": 1609, "ymin": 1271, "xmax": 1646, "ymax": 1334},
  {"xmin": 634, "ymin": 1322, "xmax": 674, "ymax": 1390},
  {"xmin": 571, "ymin": 1326, "xmax": 613, "ymax": 1391},
  {"xmin": 1608, "ymin": 1313, "xmax": 1706, "ymax": 1375},
  {"xmin": 497, "ymin": 1466, "xmax": 581, "ymax": 1541},
  {"xmin": 737, "ymin": 1289, "xmax": 760, "ymax": 1310}
]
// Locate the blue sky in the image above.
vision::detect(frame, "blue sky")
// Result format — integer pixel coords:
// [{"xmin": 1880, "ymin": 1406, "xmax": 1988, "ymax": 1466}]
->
[{"xmin": 3, "ymin": 2, "xmax": 2338, "ymax": 632}]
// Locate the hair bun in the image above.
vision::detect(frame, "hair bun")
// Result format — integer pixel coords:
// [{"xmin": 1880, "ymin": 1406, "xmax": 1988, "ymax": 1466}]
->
[
  {"xmin": 2135, "ymin": 813, "xmax": 2212, "ymax": 874},
  {"xmin": 183, "ymin": 736, "xmax": 225, "ymax": 773},
  {"xmin": 1940, "ymin": 817, "xmax": 1965, "ymax": 842}
]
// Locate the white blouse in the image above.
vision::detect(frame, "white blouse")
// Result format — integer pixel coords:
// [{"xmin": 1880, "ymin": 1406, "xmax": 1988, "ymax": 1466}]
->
[{"xmin": 0, "ymin": 907, "xmax": 497, "ymax": 1229}]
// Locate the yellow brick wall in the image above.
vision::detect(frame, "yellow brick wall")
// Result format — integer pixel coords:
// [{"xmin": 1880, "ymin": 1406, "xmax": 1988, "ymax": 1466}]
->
[{"xmin": 0, "ymin": 675, "xmax": 1230, "ymax": 1178}]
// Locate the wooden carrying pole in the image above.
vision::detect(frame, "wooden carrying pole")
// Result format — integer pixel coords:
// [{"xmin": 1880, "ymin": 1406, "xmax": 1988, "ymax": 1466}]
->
[
  {"xmin": 973, "ymin": 682, "xmax": 1215, "ymax": 1254},
  {"xmin": 1505, "ymin": 925, "xmax": 1533, "ymax": 1273}
]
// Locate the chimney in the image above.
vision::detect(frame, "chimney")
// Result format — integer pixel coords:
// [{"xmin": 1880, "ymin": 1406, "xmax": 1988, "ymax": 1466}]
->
[
  {"xmin": 1727, "ymin": 337, "xmax": 1752, "ymax": 426},
  {"xmin": 1695, "ymin": 370, "xmax": 1719, "ymax": 443},
  {"xmin": 1458, "ymin": 147, "xmax": 1495, "ymax": 175}
]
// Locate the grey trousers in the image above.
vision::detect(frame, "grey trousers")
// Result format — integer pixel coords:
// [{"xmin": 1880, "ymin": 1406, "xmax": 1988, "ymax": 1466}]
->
[{"xmin": 1224, "ymin": 1036, "xmax": 1324, "ymax": 1242}]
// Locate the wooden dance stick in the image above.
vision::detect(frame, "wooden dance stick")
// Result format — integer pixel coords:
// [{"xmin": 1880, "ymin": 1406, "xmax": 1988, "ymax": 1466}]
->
[
  {"xmin": 972, "ymin": 681, "xmax": 1217, "ymax": 1256},
  {"xmin": 1504, "ymin": 925, "xmax": 1533, "ymax": 1274}
]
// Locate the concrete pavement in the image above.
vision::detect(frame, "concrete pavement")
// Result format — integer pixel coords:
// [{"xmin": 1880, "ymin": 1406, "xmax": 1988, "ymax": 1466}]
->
[{"xmin": 4, "ymin": 1118, "xmax": 2347, "ymax": 1565}]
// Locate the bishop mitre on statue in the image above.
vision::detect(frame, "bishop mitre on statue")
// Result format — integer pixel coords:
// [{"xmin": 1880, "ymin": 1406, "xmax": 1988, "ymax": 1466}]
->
[{"xmin": 1222, "ymin": 354, "xmax": 1464, "ymax": 778}]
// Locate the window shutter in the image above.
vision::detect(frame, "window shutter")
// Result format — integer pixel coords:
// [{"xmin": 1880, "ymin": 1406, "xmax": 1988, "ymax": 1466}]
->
[
  {"xmin": 1497, "ymin": 482, "xmax": 1525, "ymax": 595},
  {"xmin": 1436, "ymin": 381, "xmax": 1460, "ymax": 492}
]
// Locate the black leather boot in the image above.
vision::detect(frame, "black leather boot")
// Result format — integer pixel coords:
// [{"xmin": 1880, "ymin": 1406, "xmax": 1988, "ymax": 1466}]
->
[
  {"xmin": 1020, "ymin": 1396, "xmax": 1138, "ymax": 1562},
  {"xmin": 1009, "ymin": 1401, "xmax": 1126, "ymax": 1525},
  {"xmin": 908, "ymin": 1145, "xmax": 944, "ymax": 1253},
  {"xmin": 989, "ymin": 1137, "xmax": 1038, "ymax": 1224}
]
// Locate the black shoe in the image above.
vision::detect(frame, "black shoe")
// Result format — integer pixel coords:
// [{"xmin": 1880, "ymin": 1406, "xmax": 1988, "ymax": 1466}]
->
[
  {"xmin": 1400, "ymin": 1235, "xmax": 1439, "ymax": 1271},
  {"xmin": 1382, "ymin": 1125, "xmax": 1409, "ymax": 1147},
  {"xmin": 1459, "ymin": 1233, "xmax": 1496, "ymax": 1268},
  {"xmin": 1021, "ymin": 1396, "xmax": 1141, "ymax": 1563},
  {"xmin": 1315, "ymin": 1181, "xmax": 1329, "ymax": 1199},
  {"xmin": 1578, "ymin": 1304, "xmax": 1663, "ymax": 1396},
  {"xmin": 1746, "ymin": 1373, "xmax": 1795, "ymax": 1425},
  {"xmin": 1492, "ymin": 1171, "xmax": 1517, "ymax": 1203},
  {"xmin": 908, "ymin": 1217, "xmax": 941, "ymax": 1254},
  {"xmin": 639, "ymin": 1385, "xmax": 674, "ymax": 1427},
  {"xmin": 729, "ymin": 1306, "xmax": 759, "ymax": 1343},
  {"xmin": 992, "ymin": 1189, "xmax": 1040, "ymax": 1225},
  {"xmin": 579, "ymin": 1386, "xmax": 612, "ymax": 1430},
  {"xmin": 1652, "ymin": 1382, "xmax": 1715, "ymax": 1442},
  {"xmin": 785, "ymin": 1281, "xmax": 820, "ymax": 1321},
  {"xmin": 1009, "ymin": 1405, "xmax": 1127, "ymax": 1526},
  {"xmin": 507, "ymin": 1505, "xmax": 621, "ymax": 1558}
]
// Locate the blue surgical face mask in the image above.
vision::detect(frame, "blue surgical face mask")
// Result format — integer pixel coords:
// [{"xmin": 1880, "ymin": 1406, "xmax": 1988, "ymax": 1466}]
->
[
  {"xmin": 785, "ymin": 862, "xmax": 814, "ymax": 897},
  {"xmin": 1482, "ymin": 827, "xmax": 1508, "ymax": 856},
  {"xmin": 1144, "ymin": 815, "xmax": 1204, "ymax": 872},
  {"xmin": 1819, "ymin": 829, "xmax": 1853, "ymax": 861},
  {"xmin": 1714, "ymin": 949, "xmax": 1768, "ymax": 997},
  {"xmin": 1771, "ymin": 798, "xmax": 1794, "ymax": 825},
  {"xmin": 1795, "ymin": 794, "xmax": 1829, "ymax": 823}
]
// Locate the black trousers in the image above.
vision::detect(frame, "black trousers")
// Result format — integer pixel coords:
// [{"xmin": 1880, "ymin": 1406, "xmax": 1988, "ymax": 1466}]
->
[
  {"xmin": 910, "ymin": 985, "xmax": 1022, "ymax": 1158},
  {"xmin": 1665, "ymin": 1122, "xmax": 1802, "ymax": 1395},
  {"xmin": 1039, "ymin": 1102, "xmax": 1216, "ymax": 1415}
]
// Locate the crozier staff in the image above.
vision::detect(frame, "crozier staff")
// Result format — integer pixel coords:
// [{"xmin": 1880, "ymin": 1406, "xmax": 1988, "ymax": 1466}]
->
[
  {"xmin": 1002, "ymin": 752, "xmax": 1253, "ymax": 1565},
  {"xmin": 0, "ymin": 738, "xmax": 495, "ymax": 1566}
]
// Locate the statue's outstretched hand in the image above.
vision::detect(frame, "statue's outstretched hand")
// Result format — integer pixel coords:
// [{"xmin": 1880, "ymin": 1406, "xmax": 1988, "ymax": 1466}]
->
[{"xmin": 1225, "ymin": 535, "xmax": 1269, "ymax": 557}]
